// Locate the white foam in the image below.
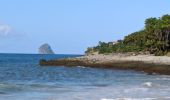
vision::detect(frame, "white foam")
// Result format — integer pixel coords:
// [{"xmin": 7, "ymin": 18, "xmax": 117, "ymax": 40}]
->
[
  {"xmin": 77, "ymin": 66, "xmax": 86, "ymax": 68},
  {"xmin": 101, "ymin": 98, "xmax": 152, "ymax": 100},
  {"xmin": 101, "ymin": 97, "xmax": 170, "ymax": 100},
  {"xmin": 142, "ymin": 82, "xmax": 153, "ymax": 87},
  {"xmin": 142, "ymin": 82, "xmax": 162, "ymax": 88},
  {"xmin": 124, "ymin": 87, "xmax": 148, "ymax": 93}
]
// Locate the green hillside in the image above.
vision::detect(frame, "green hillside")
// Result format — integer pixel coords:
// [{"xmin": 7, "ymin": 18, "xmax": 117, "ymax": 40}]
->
[{"xmin": 86, "ymin": 14, "xmax": 170, "ymax": 56}]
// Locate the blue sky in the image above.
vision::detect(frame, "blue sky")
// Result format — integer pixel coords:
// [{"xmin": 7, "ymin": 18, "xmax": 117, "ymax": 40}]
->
[{"xmin": 0, "ymin": 0, "xmax": 169, "ymax": 54}]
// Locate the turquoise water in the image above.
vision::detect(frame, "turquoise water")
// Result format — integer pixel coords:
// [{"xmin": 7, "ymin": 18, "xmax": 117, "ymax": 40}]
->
[{"xmin": 0, "ymin": 54, "xmax": 170, "ymax": 100}]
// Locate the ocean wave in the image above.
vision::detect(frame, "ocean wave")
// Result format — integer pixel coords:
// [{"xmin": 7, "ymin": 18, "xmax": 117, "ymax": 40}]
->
[
  {"xmin": 124, "ymin": 87, "xmax": 148, "ymax": 93},
  {"xmin": 0, "ymin": 83, "xmax": 23, "ymax": 93},
  {"xmin": 77, "ymin": 66, "xmax": 86, "ymax": 68},
  {"xmin": 156, "ymin": 76, "xmax": 170, "ymax": 81},
  {"xmin": 142, "ymin": 82, "xmax": 153, "ymax": 87},
  {"xmin": 101, "ymin": 97, "xmax": 170, "ymax": 100},
  {"xmin": 142, "ymin": 82, "xmax": 161, "ymax": 88},
  {"xmin": 0, "ymin": 91, "xmax": 6, "ymax": 94}
]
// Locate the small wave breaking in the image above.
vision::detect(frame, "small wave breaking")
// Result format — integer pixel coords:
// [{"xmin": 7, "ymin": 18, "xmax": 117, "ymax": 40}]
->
[{"xmin": 101, "ymin": 97, "xmax": 170, "ymax": 100}]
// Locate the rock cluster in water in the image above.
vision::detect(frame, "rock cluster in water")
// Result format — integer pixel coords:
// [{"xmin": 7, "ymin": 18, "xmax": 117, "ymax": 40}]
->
[
  {"xmin": 38, "ymin": 43, "xmax": 55, "ymax": 54},
  {"xmin": 39, "ymin": 54, "xmax": 170, "ymax": 75}
]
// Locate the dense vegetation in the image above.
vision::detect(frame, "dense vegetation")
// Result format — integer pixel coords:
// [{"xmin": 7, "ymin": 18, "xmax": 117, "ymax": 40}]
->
[{"xmin": 85, "ymin": 14, "xmax": 170, "ymax": 56}]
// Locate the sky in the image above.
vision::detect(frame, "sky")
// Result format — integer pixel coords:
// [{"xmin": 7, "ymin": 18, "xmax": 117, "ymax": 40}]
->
[{"xmin": 0, "ymin": 0, "xmax": 169, "ymax": 54}]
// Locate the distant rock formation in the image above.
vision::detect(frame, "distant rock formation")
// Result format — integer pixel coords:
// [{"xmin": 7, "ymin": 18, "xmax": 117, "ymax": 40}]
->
[{"xmin": 38, "ymin": 43, "xmax": 55, "ymax": 54}]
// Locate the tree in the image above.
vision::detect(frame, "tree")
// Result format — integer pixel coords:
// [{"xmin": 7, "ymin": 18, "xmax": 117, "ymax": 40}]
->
[{"xmin": 85, "ymin": 14, "xmax": 170, "ymax": 56}]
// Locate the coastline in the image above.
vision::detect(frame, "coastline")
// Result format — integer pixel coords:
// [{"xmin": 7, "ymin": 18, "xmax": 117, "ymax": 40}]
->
[{"xmin": 39, "ymin": 54, "xmax": 170, "ymax": 75}]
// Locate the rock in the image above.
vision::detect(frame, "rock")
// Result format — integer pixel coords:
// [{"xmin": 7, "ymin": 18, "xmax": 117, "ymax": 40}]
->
[
  {"xmin": 39, "ymin": 54, "xmax": 170, "ymax": 75},
  {"xmin": 38, "ymin": 43, "xmax": 55, "ymax": 54}
]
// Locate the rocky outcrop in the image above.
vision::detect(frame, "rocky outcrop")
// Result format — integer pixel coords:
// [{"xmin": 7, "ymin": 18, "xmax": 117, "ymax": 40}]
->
[
  {"xmin": 38, "ymin": 43, "xmax": 55, "ymax": 54},
  {"xmin": 39, "ymin": 54, "xmax": 170, "ymax": 75}
]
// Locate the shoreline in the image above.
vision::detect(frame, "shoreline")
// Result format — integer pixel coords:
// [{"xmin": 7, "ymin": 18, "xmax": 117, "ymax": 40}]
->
[{"xmin": 39, "ymin": 54, "xmax": 170, "ymax": 75}]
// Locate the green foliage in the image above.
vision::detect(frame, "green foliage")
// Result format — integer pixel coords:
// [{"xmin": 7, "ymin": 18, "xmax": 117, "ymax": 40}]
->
[{"xmin": 85, "ymin": 14, "xmax": 170, "ymax": 56}]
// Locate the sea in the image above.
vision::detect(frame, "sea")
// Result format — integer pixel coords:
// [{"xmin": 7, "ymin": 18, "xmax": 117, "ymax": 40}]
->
[{"xmin": 0, "ymin": 54, "xmax": 170, "ymax": 100}]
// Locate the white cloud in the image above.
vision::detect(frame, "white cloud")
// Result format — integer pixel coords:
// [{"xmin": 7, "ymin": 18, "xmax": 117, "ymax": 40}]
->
[{"xmin": 0, "ymin": 24, "xmax": 11, "ymax": 36}]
